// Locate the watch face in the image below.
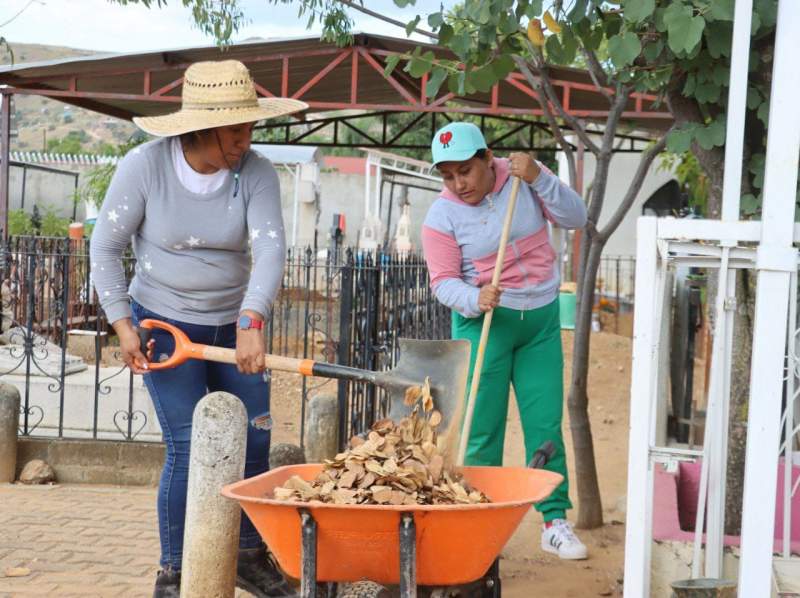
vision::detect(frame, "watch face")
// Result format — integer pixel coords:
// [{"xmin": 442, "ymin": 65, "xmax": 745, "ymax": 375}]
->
[{"xmin": 238, "ymin": 315, "xmax": 251, "ymax": 329}]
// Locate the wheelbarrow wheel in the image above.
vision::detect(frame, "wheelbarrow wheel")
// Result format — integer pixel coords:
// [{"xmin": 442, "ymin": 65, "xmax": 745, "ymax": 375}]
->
[{"xmin": 336, "ymin": 580, "xmax": 391, "ymax": 598}]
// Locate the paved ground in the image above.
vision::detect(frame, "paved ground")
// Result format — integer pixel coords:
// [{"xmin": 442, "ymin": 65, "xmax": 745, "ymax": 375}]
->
[
  {"xmin": 0, "ymin": 483, "xmax": 265, "ymax": 597},
  {"xmin": 0, "ymin": 483, "xmax": 162, "ymax": 597}
]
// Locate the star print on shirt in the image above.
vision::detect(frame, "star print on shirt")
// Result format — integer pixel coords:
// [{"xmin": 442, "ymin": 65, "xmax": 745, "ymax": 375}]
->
[
  {"xmin": 250, "ymin": 229, "xmax": 260, "ymax": 240},
  {"xmin": 173, "ymin": 244, "xmax": 184, "ymax": 250},
  {"xmin": 267, "ymin": 230, "xmax": 278, "ymax": 239},
  {"xmin": 186, "ymin": 236, "xmax": 201, "ymax": 247},
  {"xmin": 143, "ymin": 261, "xmax": 153, "ymax": 271},
  {"xmin": 107, "ymin": 210, "xmax": 119, "ymax": 223}
]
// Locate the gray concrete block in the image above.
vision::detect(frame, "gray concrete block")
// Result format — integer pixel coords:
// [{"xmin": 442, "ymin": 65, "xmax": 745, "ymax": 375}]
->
[{"xmin": 0, "ymin": 383, "xmax": 21, "ymax": 483}]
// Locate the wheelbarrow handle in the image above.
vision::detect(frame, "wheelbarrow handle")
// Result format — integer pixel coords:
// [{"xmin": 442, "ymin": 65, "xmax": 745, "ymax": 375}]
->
[
  {"xmin": 136, "ymin": 318, "xmax": 385, "ymax": 385},
  {"xmin": 528, "ymin": 440, "xmax": 555, "ymax": 469}
]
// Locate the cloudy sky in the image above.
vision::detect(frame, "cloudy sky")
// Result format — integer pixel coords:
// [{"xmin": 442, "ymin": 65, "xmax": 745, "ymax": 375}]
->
[{"xmin": 2, "ymin": 0, "xmax": 443, "ymax": 55}]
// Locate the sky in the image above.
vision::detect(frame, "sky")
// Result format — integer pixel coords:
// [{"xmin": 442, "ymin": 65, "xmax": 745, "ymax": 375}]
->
[{"xmin": 1, "ymin": 0, "xmax": 446, "ymax": 55}]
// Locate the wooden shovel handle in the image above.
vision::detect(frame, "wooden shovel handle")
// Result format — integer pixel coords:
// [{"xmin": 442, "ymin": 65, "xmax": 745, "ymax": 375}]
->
[
  {"xmin": 137, "ymin": 319, "xmax": 316, "ymax": 375},
  {"xmin": 456, "ymin": 176, "xmax": 522, "ymax": 466},
  {"xmin": 137, "ymin": 319, "xmax": 391, "ymax": 386}
]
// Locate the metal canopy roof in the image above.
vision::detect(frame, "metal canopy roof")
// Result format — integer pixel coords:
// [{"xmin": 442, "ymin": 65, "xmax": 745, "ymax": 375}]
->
[{"xmin": 0, "ymin": 33, "xmax": 671, "ymax": 130}]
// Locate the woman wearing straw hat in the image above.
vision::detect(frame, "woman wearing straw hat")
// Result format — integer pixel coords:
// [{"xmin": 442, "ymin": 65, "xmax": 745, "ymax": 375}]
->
[
  {"xmin": 90, "ymin": 60, "xmax": 306, "ymax": 597},
  {"xmin": 422, "ymin": 122, "xmax": 589, "ymax": 560}
]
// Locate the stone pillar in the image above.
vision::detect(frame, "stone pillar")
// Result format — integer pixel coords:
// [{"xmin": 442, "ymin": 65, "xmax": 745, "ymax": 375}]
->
[
  {"xmin": 303, "ymin": 393, "xmax": 339, "ymax": 463},
  {"xmin": 0, "ymin": 382, "xmax": 20, "ymax": 483},
  {"xmin": 181, "ymin": 392, "xmax": 248, "ymax": 598}
]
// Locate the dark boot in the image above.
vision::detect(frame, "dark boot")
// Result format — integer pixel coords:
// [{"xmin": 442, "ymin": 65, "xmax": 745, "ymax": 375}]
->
[
  {"xmin": 236, "ymin": 546, "xmax": 297, "ymax": 597},
  {"xmin": 152, "ymin": 568, "xmax": 181, "ymax": 598}
]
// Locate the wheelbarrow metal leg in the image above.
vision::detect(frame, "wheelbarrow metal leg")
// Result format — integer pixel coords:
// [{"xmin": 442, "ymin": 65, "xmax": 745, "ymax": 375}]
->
[
  {"xmin": 483, "ymin": 558, "xmax": 501, "ymax": 598},
  {"xmin": 300, "ymin": 509, "xmax": 317, "ymax": 598},
  {"xmin": 399, "ymin": 513, "xmax": 417, "ymax": 598}
]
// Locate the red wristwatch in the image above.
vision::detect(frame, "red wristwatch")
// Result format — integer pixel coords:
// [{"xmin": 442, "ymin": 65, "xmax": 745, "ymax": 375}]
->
[{"xmin": 237, "ymin": 315, "xmax": 264, "ymax": 330}]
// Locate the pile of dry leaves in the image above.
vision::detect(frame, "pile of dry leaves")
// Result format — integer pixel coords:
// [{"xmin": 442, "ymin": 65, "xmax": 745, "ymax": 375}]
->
[{"xmin": 272, "ymin": 379, "xmax": 490, "ymax": 506}]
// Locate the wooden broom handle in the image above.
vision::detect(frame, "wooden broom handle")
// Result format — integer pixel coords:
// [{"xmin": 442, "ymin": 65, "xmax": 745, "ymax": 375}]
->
[{"xmin": 456, "ymin": 177, "xmax": 521, "ymax": 466}]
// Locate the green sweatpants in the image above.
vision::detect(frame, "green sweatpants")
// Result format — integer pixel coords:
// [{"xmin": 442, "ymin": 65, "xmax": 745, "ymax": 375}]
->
[{"xmin": 452, "ymin": 299, "xmax": 572, "ymax": 522}]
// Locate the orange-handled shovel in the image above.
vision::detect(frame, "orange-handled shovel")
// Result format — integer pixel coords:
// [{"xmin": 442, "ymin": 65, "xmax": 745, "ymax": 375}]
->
[{"xmin": 136, "ymin": 318, "xmax": 472, "ymax": 433}]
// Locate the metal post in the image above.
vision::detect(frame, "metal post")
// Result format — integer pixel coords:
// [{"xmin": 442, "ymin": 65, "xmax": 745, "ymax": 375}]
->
[
  {"xmin": 20, "ymin": 166, "xmax": 26, "ymax": 210},
  {"xmin": 180, "ymin": 392, "xmax": 248, "ymax": 598},
  {"xmin": 0, "ymin": 92, "xmax": 11, "ymax": 239},
  {"xmin": 300, "ymin": 510, "xmax": 317, "ymax": 598},
  {"xmin": 291, "ymin": 165, "xmax": 301, "ymax": 247},
  {"xmin": 337, "ymin": 251, "xmax": 354, "ymax": 449},
  {"xmin": 738, "ymin": 0, "xmax": 800, "ymax": 592},
  {"xmin": 701, "ymin": 0, "xmax": 755, "ymax": 577},
  {"xmin": 623, "ymin": 217, "xmax": 659, "ymax": 598},
  {"xmin": 783, "ymin": 270, "xmax": 798, "ymax": 558},
  {"xmin": 399, "ymin": 514, "xmax": 416, "ymax": 598}
]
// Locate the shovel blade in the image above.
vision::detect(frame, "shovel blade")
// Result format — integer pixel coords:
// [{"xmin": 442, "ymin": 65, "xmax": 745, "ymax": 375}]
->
[{"xmin": 383, "ymin": 338, "xmax": 471, "ymax": 437}]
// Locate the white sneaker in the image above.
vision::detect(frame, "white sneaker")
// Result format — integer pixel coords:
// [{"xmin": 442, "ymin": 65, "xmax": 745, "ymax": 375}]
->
[{"xmin": 541, "ymin": 519, "xmax": 588, "ymax": 560}]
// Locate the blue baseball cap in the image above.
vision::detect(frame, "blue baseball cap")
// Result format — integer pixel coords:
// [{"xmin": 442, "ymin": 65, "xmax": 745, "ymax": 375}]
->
[{"xmin": 431, "ymin": 122, "xmax": 488, "ymax": 166}]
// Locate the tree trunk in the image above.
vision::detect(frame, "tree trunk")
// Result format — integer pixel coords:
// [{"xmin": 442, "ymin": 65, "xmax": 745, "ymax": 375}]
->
[
  {"xmin": 568, "ymin": 238, "xmax": 606, "ymax": 528},
  {"xmin": 724, "ymin": 269, "xmax": 755, "ymax": 535}
]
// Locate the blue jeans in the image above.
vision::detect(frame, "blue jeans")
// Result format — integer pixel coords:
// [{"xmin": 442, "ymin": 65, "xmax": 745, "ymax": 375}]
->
[{"xmin": 131, "ymin": 301, "xmax": 270, "ymax": 570}]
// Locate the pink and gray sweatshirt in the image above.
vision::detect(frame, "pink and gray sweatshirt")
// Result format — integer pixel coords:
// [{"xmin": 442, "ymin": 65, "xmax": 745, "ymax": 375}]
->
[{"xmin": 421, "ymin": 158, "xmax": 586, "ymax": 318}]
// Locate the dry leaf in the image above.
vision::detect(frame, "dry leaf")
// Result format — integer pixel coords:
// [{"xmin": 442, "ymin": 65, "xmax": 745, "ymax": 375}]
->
[
  {"xmin": 404, "ymin": 385, "xmax": 422, "ymax": 406},
  {"xmin": 339, "ymin": 470, "xmax": 358, "ymax": 489},
  {"xmin": 527, "ymin": 18, "xmax": 545, "ymax": 46},
  {"xmin": 272, "ymin": 386, "xmax": 490, "ymax": 506},
  {"xmin": 4, "ymin": 567, "xmax": 31, "ymax": 578},
  {"xmin": 543, "ymin": 10, "xmax": 562, "ymax": 34}
]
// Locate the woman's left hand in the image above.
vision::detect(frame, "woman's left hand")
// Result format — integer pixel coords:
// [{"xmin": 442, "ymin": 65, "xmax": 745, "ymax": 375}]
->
[
  {"xmin": 508, "ymin": 152, "xmax": 541, "ymax": 184},
  {"xmin": 236, "ymin": 321, "xmax": 266, "ymax": 375}
]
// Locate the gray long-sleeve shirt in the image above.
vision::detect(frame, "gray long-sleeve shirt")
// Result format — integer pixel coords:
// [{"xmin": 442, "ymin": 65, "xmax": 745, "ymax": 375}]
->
[{"xmin": 90, "ymin": 138, "xmax": 286, "ymax": 326}]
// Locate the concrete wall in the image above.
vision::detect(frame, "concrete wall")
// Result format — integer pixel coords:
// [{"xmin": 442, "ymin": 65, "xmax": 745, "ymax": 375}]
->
[
  {"xmin": 558, "ymin": 146, "xmax": 676, "ymax": 260},
  {"xmin": 8, "ymin": 164, "xmax": 85, "ymax": 220},
  {"xmin": 16, "ymin": 437, "xmax": 164, "ymax": 485},
  {"xmin": 276, "ymin": 169, "xmax": 440, "ymax": 250}
]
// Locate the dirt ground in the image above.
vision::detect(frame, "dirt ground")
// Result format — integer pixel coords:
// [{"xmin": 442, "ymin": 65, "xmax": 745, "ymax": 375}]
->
[{"xmin": 268, "ymin": 329, "xmax": 632, "ymax": 597}]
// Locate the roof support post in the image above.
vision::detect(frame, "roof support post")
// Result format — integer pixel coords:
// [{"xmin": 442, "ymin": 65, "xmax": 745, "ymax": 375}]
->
[{"xmin": 0, "ymin": 91, "xmax": 11, "ymax": 240}]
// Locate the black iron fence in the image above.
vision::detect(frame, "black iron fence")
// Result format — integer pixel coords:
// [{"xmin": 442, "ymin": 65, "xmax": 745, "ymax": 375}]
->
[
  {"xmin": 0, "ymin": 236, "xmax": 450, "ymax": 447},
  {"xmin": 596, "ymin": 255, "xmax": 636, "ymax": 335}
]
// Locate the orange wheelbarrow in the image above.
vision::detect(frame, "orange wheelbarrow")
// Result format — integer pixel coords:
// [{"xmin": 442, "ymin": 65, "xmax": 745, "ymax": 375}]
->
[{"xmin": 222, "ymin": 443, "xmax": 562, "ymax": 598}]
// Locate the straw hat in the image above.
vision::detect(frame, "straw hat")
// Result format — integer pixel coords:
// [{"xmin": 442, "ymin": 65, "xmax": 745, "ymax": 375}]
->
[{"xmin": 133, "ymin": 60, "xmax": 308, "ymax": 137}]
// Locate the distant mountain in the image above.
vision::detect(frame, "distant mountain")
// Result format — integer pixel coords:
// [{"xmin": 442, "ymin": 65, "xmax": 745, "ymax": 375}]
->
[{"xmin": 2, "ymin": 42, "xmax": 137, "ymax": 153}]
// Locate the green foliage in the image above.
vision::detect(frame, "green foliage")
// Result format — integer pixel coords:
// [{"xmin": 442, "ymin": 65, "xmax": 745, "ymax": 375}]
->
[
  {"xmin": 8, "ymin": 209, "xmax": 33, "ymax": 236},
  {"xmin": 659, "ymin": 151, "xmax": 709, "ymax": 215},
  {"xmin": 40, "ymin": 208, "xmax": 70, "ymax": 237},
  {"xmin": 108, "ymin": 0, "xmax": 245, "ymax": 45},
  {"xmin": 7, "ymin": 207, "xmax": 70, "ymax": 237},
  {"xmin": 47, "ymin": 130, "xmax": 89, "ymax": 155}
]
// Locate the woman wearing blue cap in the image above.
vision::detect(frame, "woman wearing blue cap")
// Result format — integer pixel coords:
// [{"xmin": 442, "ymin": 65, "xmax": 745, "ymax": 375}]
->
[{"xmin": 422, "ymin": 122, "xmax": 589, "ymax": 560}]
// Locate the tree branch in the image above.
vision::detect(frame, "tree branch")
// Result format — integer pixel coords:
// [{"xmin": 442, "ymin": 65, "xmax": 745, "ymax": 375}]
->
[
  {"xmin": 584, "ymin": 89, "xmax": 628, "ymax": 227},
  {"xmin": 515, "ymin": 56, "xmax": 578, "ymax": 188},
  {"xmin": 335, "ymin": 0, "xmax": 439, "ymax": 40},
  {"xmin": 524, "ymin": 39, "xmax": 600, "ymax": 155},
  {"xmin": 0, "ymin": 0, "xmax": 42, "ymax": 29},
  {"xmin": 597, "ymin": 129, "xmax": 672, "ymax": 241},
  {"xmin": 580, "ymin": 47, "xmax": 612, "ymax": 102}
]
